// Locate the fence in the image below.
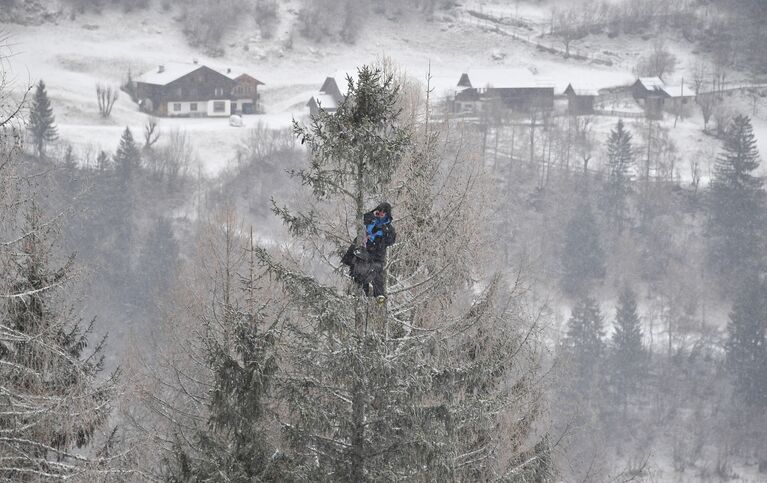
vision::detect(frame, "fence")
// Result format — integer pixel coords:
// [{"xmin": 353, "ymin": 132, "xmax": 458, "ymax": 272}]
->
[
  {"xmin": 463, "ymin": 8, "xmax": 615, "ymax": 66},
  {"xmin": 593, "ymin": 109, "xmax": 645, "ymax": 119}
]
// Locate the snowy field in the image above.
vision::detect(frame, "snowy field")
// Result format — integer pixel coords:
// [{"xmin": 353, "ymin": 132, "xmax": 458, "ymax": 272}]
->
[
  {"xmin": 6, "ymin": 4, "xmax": 766, "ymax": 178},
  {"xmin": 1, "ymin": 1, "xmax": 718, "ymax": 176}
]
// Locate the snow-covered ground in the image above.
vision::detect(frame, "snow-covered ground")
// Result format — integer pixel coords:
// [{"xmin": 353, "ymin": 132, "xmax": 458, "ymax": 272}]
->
[
  {"xmin": 7, "ymin": 2, "xmax": 765, "ymax": 177},
  {"xmin": 5, "ymin": 2, "xmax": 766, "ymax": 178},
  {"xmin": 0, "ymin": 2, "xmax": 636, "ymax": 175}
]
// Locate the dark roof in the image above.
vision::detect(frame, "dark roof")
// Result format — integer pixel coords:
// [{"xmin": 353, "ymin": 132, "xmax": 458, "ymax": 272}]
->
[{"xmin": 137, "ymin": 62, "xmax": 262, "ymax": 86}]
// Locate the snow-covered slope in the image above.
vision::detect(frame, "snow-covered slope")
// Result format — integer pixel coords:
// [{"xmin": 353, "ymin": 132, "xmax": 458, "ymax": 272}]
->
[{"xmin": 3, "ymin": 1, "xmax": 766, "ymax": 178}]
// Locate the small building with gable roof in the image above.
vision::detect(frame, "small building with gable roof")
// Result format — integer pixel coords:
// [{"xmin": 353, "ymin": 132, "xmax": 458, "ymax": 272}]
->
[
  {"xmin": 563, "ymin": 83, "xmax": 599, "ymax": 115},
  {"xmin": 306, "ymin": 75, "xmax": 351, "ymax": 117}
]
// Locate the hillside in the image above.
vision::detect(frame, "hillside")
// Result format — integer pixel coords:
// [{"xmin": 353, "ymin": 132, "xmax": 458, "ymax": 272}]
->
[{"xmin": 8, "ymin": 1, "xmax": 764, "ymax": 177}]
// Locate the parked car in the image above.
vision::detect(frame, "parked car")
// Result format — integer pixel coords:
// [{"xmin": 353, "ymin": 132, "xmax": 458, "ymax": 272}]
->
[{"xmin": 229, "ymin": 114, "xmax": 244, "ymax": 127}]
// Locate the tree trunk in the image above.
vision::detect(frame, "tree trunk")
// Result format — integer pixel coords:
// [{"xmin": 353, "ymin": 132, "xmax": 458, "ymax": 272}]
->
[{"xmin": 351, "ymin": 159, "xmax": 366, "ymax": 481}]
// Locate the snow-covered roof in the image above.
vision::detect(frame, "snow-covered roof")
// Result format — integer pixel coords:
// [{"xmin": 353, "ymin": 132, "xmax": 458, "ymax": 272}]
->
[
  {"xmin": 564, "ymin": 83, "xmax": 599, "ymax": 96},
  {"xmin": 459, "ymin": 69, "xmax": 555, "ymax": 89},
  {"xmin": 136, "ymin": 63, "xmax": 204, "ymax": 86},
  {"xmin": 662, "ymin": 83, "xmax": 694, "ymax": 97},
  {"xmin": 137, "ymin": 62, "xmax": 262, "ymax": 86},
  {"xmin": 324, "ymin": 71, "xmax": 357, "ymax": 95},
  {"xmin": 636, "ymin": 77, "xmax": 666, "ymax": 91},
  {"xmin": 307, "ymin": 93, "xmax": 339, "ymax": 110}
]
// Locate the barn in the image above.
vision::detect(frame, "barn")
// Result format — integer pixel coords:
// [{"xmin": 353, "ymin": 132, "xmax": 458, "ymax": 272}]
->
[
  {"xmin": 563, "ymin": 83, "xmax": 598, "ymax": 115},
  {"xmin": 135, "ymin": 62, "xmax": 264, "ymax": 117},
  {"xmin": 632, "ymin": 77, "xmax": 668, "ymax": 119},
  {"xmin": 453, "ymin": 68, "xmax": 555, "ymax": 114}
]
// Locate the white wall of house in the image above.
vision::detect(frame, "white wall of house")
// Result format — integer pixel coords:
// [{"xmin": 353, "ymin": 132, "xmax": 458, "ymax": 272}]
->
[
  {"xmin": 167, "ymin": 101, "xmax": 206, "ymax": 116},
  {"xmin": 206, "ymin": 99, "xmax": 231, "ymax": 117},
  {"xmin": 165, "ymin": 100, "xmax": 231, "ymax": 117}
]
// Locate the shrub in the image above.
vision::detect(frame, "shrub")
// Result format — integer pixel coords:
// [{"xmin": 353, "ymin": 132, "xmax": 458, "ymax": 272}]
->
[
  {"xmin": 255, "ymin": 0, "xmax": 278, "ymax": 39},
  {"xmin": 182, "ymin": 0, "xmax": 249, "ymax": 54}
]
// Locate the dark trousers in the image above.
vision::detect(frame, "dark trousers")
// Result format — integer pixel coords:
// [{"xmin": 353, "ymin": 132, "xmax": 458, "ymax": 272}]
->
[{"xmin": 343, "ymin": 244, "xmax": 385, "ymax": 297}]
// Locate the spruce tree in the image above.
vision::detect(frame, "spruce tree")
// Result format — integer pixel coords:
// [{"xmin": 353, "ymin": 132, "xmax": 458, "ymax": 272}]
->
[
  {"xmin": 564, "ymin": 296, "xmax": 606, "ymax": 387},
  {"xmin": 725, "ymin": 274, "xmax": 767, "ymax": 407},
  {"xmin": 561, "ymin": 202, "xmax": 605, "ymax": 296},
  {"xmin": 603, "ymin": 119, "xmax": 634, "ymax": 233},
  {"xmin": 114, "ymin": 126, "xmax": 141, "ymax": 180},
  {"xmin": 28, "ymin": 80, "xmax": 58, "ymax": 157},
  {"xmin": 0, "ymin": 201, "xmax": 118, "ymax": 479},
  {"xmin": 133, "ymin": 216, "xmax": 179, "ymax": 311},
  {"xmin": 256, "ymin": 65, "xmax": 552, "ymax": 480},
  {"xmin": 609, "ymin": 286, "xmax": 645, "ymax": 412},
  {"xmin": 109, "ymin": 127, "xmax": 140, "ymax": 287},
  {"xmin": 150, "ymin": 218, "xmax": 287, "ymax": 481},
  {"xmin": 707, "ymin": 114, "xmax": 764, "ymax": 281}
]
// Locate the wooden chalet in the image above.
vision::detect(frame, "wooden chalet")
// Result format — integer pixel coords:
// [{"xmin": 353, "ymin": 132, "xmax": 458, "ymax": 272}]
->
[
  {"xmin": 564, "ymin": 83, "xmax": 598, "ymax": 115},
  {"xmin": 224, "ymin": 68, "xmax": 265, "ymax": 114},
  {"xmin": 632, "ymin": 77, "xmax": 668, "ymax": 119},
  {"xmin": 135, "ymin": 62, "xmax": 263, "ymax": 117},
  {"xmin": 453, "ymin": 69, "xmax": 555, "ymax": 114},
  {"xmin": 630, "ymin": 77, "xmax": 696, "ymax": 119}
]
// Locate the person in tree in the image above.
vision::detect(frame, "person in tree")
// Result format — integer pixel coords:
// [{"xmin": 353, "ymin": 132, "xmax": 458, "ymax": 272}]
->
[{"xmin": 341, "ymin": 202, "xmax": 396, "ymax": 303}]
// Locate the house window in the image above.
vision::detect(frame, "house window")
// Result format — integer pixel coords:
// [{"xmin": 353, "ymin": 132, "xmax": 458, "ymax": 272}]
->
[
  {"xmin": 173, "ymin": 103, "xmax": 181, "ymax": 111},
  {"xmin": 215, "ymin": 87, "xmax": 224, "ymax": 96},
  {"xmin": 213, "ymin": 101, "xmax": 226, "ymax": 113},
  {"xmin": 190, "ymin": 103, "xmax": 198, "ymax": 111},
  {"xmin": 176, "ymin": 87, "xmax": 183, "ymax": 96}
]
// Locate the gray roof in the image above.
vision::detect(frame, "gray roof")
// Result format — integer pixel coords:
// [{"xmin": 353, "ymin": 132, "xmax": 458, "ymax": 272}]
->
[
  {"xmin": 662, "ymin": 83, "xmax": 694, "ymax": 97},
  {"xmin": 459, "ymin": 69, "xmax": 555, "ymax": 89},
  {"xmin": 636, "ymin": 77, "xmax": 666, "ymax": 91},
  {"xmin": 564, "ymin": 83, "xmax": 599, "ymax": 96}
]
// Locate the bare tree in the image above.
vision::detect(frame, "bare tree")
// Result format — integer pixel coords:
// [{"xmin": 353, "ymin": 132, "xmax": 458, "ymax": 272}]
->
[
  {"xmin": 143, "ymin": 117, "xmax": 160, "ymax": 150},
  {"xmin": 689, "ymin": 157, "xmax": 701, "ymax": 195},
  {"xmin": 96, "ymin": 82, "xmax": 118, "ymax": 118},
  {"xmin": 573, "ymin": 115, "xmax": 595, "ymax": 175},
  {"xmin": 554, "ymin": 9, "xmax": 585, "ymax": 57},
  {"xmin": 712, "ymin": 103, "xmax": 734, "ymax": 138},
  {"xmin": 691, "ymin": 60, "xmax": 709, "ymax": 97},
  {"xmin": 161, "ymin": 128, "xmax": 194, "ymax": 186},
  {"xmin": 698, "ymin": 94, "xmax": 716, "ymax": 133},
  {"xmin": 635, "ymin": 40, "xmax": 678, "ymax": 81}
]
